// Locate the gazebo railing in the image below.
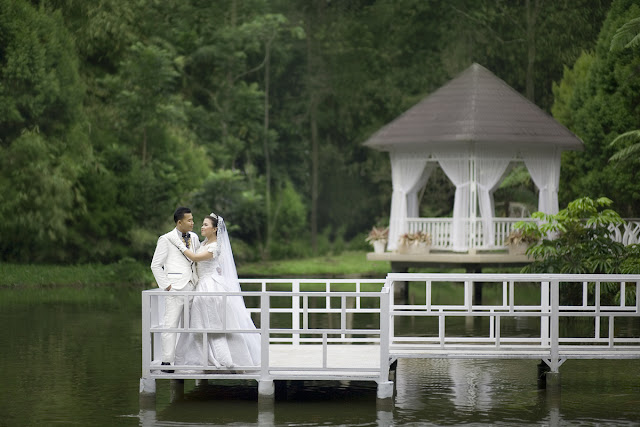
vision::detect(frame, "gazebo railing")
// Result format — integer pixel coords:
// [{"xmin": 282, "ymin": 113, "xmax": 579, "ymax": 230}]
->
[{"xmin": 405, "ymin": 217, "xmax": 640, "ymax": 252}]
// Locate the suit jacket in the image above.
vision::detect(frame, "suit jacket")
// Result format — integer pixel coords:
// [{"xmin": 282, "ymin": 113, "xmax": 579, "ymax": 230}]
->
[{"xmin": 150, "ymin": 228, "xmax": 200, "ymax": 291}]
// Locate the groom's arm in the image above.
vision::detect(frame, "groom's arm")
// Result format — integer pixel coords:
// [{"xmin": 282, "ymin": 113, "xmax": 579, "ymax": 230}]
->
[{"xmin": 150, "ymin": 236, "xmax": 171, "ymax": 290}]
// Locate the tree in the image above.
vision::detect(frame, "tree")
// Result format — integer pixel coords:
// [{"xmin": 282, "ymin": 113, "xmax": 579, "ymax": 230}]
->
[
  {"xmin": 0, "ymin": 0, "xmax": 90, "ymax": 262},
  {"xmin": 552, "ymin": 0, "xmax": 640, "ymax": 216},
  {"xmin": 608, "ymin": 8, "xmax": 640, "ymax": 164}
]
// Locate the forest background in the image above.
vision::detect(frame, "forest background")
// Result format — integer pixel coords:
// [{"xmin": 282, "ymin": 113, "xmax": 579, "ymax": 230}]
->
[{"xmin": 1, "ymin": 0, "xmax": 639, "ymax": 267}]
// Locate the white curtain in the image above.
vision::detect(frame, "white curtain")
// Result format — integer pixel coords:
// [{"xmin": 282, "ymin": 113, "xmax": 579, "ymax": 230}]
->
[
  {"xmin": 407, "ymin": 163, "xmax": 435, "ymax": 218},
  {"xmin": 387, "ymin": 152, "xmax": 429, "ymax": 251},
  {"xmin": 433, "ymin": 149, "xmax": 471, "ymax": 252},
  {"xmin": 522, "ymin": 147, "xmax": 561, "ymax": 215},
  {"xmin": 477, "ymin": 147, "xmax": 515, "ymax": 247}
]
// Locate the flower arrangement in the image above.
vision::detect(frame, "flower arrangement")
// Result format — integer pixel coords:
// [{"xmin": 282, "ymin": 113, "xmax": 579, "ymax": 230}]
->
[
  {"xmin": 504, "ymin": 229, "xmax": 538, "ymax": 246},
  {"xmin": 397, "ymin": 231, "xmax": 432, "ymax": 254},
  {"xmin": 366, "ymin": 226, "xmax": 389, "ymax": 253},
  {"xmin": 398, "ymin": 231, "xmax": 432, "ymax": 246},
  {"xmin": 365, "ymin": 226, "xmax": 389, "ymax": 243},
  {"xmin": 505, "ymin": 228, "xmax": 539, "ymax": 255}
]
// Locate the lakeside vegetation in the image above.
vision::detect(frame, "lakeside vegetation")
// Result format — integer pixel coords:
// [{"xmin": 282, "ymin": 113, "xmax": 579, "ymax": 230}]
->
[
  {"xmin": 0, "ymin": 251, "xmax": 389, "ymax": 288},
  {"xmin": 0, "ymin": 251, "xmax": 391, "ymax": 305},
  {"xmin": 6, "ymin": 1, "xmax": 640, "ymax": 266}
]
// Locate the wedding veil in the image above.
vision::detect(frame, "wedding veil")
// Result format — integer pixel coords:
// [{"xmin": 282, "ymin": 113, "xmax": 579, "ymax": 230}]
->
[
  {"xmin": 215, "ymin": 215, "xmax": 241, "ymax": 294},
  {"xmin": 215, "ymin": 214, "xmax": 261, "ymax": 363}
]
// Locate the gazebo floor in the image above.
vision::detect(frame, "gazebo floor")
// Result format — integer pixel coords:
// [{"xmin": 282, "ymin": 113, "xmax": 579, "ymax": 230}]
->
[{"xmin": 366, "ymin": 251, "xmax": 532, "ymax": 272}]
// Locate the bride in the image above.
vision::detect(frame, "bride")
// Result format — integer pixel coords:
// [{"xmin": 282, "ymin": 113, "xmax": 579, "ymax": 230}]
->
[{"xmin": 167, "ymin": 212, "xmax": 260, "ymax": 370}]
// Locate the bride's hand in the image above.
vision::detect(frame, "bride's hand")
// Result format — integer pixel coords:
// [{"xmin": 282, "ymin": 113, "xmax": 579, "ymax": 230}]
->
[{"xmin": 167, "ymin": 233, "xmax": 188, "ymax": 252}]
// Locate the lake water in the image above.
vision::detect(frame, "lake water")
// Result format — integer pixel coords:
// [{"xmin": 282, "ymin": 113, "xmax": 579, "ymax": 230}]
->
[{"xmin": 1, "ymin": 292, "xmax": 639, "ymax": 426}]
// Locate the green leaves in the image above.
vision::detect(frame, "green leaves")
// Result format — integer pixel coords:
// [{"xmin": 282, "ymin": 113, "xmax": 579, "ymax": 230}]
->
[
  {"xmin": 521, "ymin": 197, "xmax": 634, "ymax": 292},
  {"xmin": 611, "ymin": 16, "xmax": 640, "ymax": 50}
]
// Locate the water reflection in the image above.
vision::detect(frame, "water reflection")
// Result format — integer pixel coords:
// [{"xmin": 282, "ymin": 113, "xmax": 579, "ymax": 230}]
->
[{"xmin": 2, "ymin": 297, "xmax": 640, "ymax": 426}]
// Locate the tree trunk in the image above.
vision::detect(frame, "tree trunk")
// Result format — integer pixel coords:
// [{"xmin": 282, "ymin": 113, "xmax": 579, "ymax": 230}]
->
[
  {"xmin": 263, "ymin": 40, "xmax": 272, "ymax": 258},
  {"xmin": 306, "ymin": 21, "xmax": 319, "ymax": 255},
  {"xmin": 525, "ymin": 0, "xmax": 542, "ymax": 102},
  {"xmin": 142, "ymin": 126, "xmax": 147, "ymax": 166}
]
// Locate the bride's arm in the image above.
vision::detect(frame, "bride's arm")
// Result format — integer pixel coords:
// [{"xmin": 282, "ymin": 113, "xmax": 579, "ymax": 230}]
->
[
  {"xmin": 182, "ymin": 248, "xmax": 213, "ymax": 262},
  {"xmin": 165, "ymin": 233, "xmax": 213, "ymax": 261}
]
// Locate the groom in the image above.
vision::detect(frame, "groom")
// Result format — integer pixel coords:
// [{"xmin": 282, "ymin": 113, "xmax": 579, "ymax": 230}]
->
[{"xmin": 150, "ymin": 206, "xmax": 200, "ymax": 372}]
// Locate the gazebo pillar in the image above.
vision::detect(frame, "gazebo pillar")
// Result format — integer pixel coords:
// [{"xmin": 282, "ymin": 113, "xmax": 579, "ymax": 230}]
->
[{"xmin": 468, "ymin": 152, "xmax": 477, "ymax": 252}]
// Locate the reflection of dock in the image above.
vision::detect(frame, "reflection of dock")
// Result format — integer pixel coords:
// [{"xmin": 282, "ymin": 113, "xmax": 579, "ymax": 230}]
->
[
  {"xmin": 140, "ymin": 275, "xmax": 640, "ymax": 402},
  {"xmin": 366, "ymin": 251, "xmax": 532, "ymax": 272}
]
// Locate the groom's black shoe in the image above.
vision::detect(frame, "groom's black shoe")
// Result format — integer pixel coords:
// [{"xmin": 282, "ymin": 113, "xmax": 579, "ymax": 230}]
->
[{"xmin": 161, "ymin": 362, "xmax": 174, "ymax": 373}]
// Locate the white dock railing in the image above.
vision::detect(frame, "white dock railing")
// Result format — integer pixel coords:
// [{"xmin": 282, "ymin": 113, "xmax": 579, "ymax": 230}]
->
[
  {"xmin": 406, "ymin": 218, "xmax": 640, "ymax": 251},
  {"xmin": 141, "ymin": 279, "xmax": 389, "ymax": 386},
  {"xmin": 141, "ymin": 274, "xmax": 640, "ymax": 398},
  {"xmin": 385, "ymin": 273, "xmax": 640, "ymax": 371}
]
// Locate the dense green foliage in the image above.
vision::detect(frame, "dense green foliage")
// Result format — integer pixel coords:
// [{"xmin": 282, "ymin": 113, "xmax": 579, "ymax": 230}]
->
[
  {"xmin": 553, "ymin": 0, "xmax": 640, "ymax": 215},
  {"xmin": 518, "ymin": 197, "xmax": 639, "ymax": 303},
  {"xmin": 0, "ymin": 0, "xmax": 620, "ymax": 264}
]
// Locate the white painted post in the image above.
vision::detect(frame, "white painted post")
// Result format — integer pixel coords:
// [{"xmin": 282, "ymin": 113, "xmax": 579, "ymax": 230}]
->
[
  {"xmin": 141, "ymin": 292, "xmax": 151, "ymax": 376},
  {"xmin": 260, "ymin": 293, "xmax": 270, "ymax": 375},
  {"xmin": 153, "ymin": 294, "xmax": 164, "ymax": 360},
  {"xmin": 387, "ymin": 277, "xmax": 395, "ymax": 347},
  {"xmin": 139, "ymin": 377, "xmax": 156, "ymax": 395},
  {"xmin": 439, "ymin": 312, "xmax": 445, "ymax": 348},
  {"xmin": 464, "ymin": 280, "xmax": 472, "ymax": 311},
  {"xmin": 259, "ymin": 293, "xmax": 274, "ymax": 399},
  {"xmin": 258, "ymin": 380, "xmax": 275, "ymax": 398},
  {"xmin": 341, "ymin": 295, "xmax": 347, "ymax": 341},
  {"xmin": 549, "ymin": 280, "xmax": 560, "ymax": 373},
  {"xmin": 140, "ymin": 291, "xmax": 155, "ymax": 396},
  {"xmin": 322, "ymin": 333, "xmax": 328, "ymax": 368},
  {"xmin": 541, "ymin": 281, "xmax": 550, "ymax": 346},
  {"xmin": 378, "ymin": 287, "xmax": 393, "ymax": 399},
  {"xmin": 292, "ymin": 280, "xmax": 300, "ymax": 345}
]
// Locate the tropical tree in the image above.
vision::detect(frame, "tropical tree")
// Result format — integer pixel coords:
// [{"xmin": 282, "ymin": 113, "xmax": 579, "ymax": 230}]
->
[
  {"xmin": 552, "ymin": 0, "xmax": 640, "ymax": 216},
  {"xmin": 518, "ymin": 197, "xmax": 636, "ymax": 304},
  {"xmin": 608, "ymin": 8, "xmax": 640, "ymax": 163}
]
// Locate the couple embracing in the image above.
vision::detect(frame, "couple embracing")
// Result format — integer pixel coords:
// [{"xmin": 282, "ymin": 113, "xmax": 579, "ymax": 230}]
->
[{"xmin": 150, "ymin": 207, "xmax": 260, "ymax": 373}]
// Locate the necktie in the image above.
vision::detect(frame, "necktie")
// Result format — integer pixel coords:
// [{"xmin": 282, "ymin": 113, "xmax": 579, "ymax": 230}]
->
[{"xmin": 182, "ymin": 232, "xmax": 190, "ymax": 249}]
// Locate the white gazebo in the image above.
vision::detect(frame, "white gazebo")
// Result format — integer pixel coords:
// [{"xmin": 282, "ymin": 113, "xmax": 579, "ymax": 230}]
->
[{"xmin": 364, "ymin": 63, "xmax": 583, "ymax": 253}]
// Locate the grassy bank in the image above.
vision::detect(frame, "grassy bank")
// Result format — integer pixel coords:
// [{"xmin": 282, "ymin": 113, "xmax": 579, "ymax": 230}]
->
[
  {"xmin": 0, "ymin": 251, "xmax": 390, "ymax": 305},
  {"xmin": 1, "ymin": 251, "xmax": 388, "ymax": 287},
  {"xmin": 237, "ymin": 251, "xmax": 390, "ymax": 277},
  {"xmin": 0, "ymin": 260, "xmax": 151, "ymax": 306}
]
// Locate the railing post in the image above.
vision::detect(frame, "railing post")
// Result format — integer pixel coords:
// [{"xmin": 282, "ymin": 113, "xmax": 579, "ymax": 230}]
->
[
  {"xmin": 377, "ymin": 287, "xmax": 393, "ymax": 399},
  {"xmin": 549, "ymin": 280, "xmax": 560, "ymax": 372},
  {"xmin": 258, "ymin": 292, "xmax": 274, "ymax": 399},
  {"xmin": 139, "ymin": 291, "xmax": 156, "ymax": 396},
  {"xmin": 292, "ymin": 280, "xmax": 300, "ymax": 345},
  {"xmin": 541, "ymin": 281, "xmax": 550, "ymax": 347},
  {"xmin": 260, "ymin": 293, "xmax": 270, "ymax": 377},
  {"xmin": 141, "ymin": 291, "xmax": 151, "ymax": 376},
  {"xmin": 386, "ymin": 277, "xmax": 395, "ymax": 346}
]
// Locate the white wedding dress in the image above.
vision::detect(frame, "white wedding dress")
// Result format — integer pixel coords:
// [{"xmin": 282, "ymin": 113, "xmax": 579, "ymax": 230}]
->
[{"xmin": 174, "ymin": 241, "xmax": 261, "ymax": 369}]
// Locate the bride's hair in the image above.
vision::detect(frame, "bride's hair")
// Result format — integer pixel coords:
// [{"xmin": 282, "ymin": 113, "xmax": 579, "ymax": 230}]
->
[{"xmin": 205, "ymin": 214, "xmax": 219, "ymax": 228}]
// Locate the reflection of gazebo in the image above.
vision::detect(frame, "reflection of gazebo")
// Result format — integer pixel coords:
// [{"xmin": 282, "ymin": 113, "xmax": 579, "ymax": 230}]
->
[{"xmin": 364, "ymin": 63, "xmax": 583, "ymax": 254}]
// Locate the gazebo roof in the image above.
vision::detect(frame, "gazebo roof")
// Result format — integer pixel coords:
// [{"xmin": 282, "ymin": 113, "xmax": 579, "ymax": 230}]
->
[{"xmin": 363, "ymin": 63, "xmax": 583, "ymax": 151}]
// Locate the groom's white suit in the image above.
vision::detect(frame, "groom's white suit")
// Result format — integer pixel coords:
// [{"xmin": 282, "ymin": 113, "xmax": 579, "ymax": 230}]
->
[{"xmin": 151, "ymin": 228, "xmax": 200, "ymax": 364}]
